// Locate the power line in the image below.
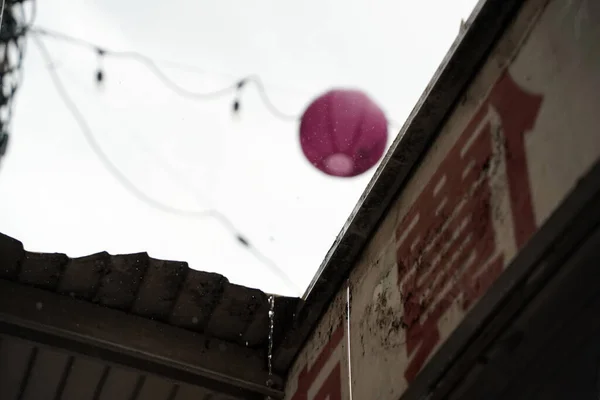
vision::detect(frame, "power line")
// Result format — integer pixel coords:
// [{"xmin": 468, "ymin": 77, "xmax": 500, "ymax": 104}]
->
[
  {"xmin": 29, "ymin": 26, "xmax": 401, "ymax": 129},
  {"xmin": 30, "ymin": 26, "xmax": 308, "ymax": 94},
  {"xmin": 30, "ymin": 26, "xmax": 300, "ymax": 122},
  {"xmin": 34, "ymin": 35, "xmax": 220, "ymax": 220},
  {"xmin": 32, "ymin": 34, "xmax": 300, "ymax": 295},
  {"xmin": 53, "ymin": 61, "xmax": 300, "ymax": 296},
  {"xmin": 27, "ymin": 23, "xmax": 401, "ymax": 294}
]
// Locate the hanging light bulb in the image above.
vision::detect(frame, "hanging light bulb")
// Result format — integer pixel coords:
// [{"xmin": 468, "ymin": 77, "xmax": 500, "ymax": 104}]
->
[
  {"xmin": 0, "ymin": 132, "xmax": 8, "ymax": 156},
  {"xmin": 95, "ymin": 48, "xmax": 105, "ymax": 86},
  {"xmin": 231, "ymin": 79, "xmax": 247, "ymax": 118},
  {"xmin": 236, "ymin": 234, "xmax": 249, "ymax": 247}
]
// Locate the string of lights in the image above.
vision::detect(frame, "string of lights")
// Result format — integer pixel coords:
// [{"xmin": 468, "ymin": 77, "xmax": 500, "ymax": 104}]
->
[
  {"xmin": 0, "ymin": 0, "xmax": 34, "ymax": 161},
  {"xmin": 32, "ymin": 34, "xmax": 301, "ymax": 295},
  {"xmin": 30, "ymin": 26, "xmax": 300, "ymax": 122},
  {"xmin": 24, "ymin": 23, "xmax": 400, "ymax": 294},
  {"xmin": 29, "ymin": 26, "xmax": 400, "ymax": 128}
]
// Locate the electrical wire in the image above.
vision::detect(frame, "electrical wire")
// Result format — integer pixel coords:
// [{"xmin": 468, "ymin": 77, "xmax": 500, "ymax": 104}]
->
[
  {"xmin": 29, "ymin": 26, "xmax": 402, "ymax": 129},
  {"xmin": 28, "ymin": 23, "xmax": 401, "ymax": 294},
  {"xmin": 30, "ymin": 26, "xmax": 300, "ymax": 121},
  {"xmin": 240, "ymin": 74, "xmax": 298, "ymax": 121},
  {"xmin": 29, "ymin": 26, "xmax": 304, "ymax": 93},
  {"xmin": 33, "ymin": 34, "xmax": 300, "ymax": 295},
  {"xmin": 34, "ymin": 36, "xmax": 219, "ymax": 219}
]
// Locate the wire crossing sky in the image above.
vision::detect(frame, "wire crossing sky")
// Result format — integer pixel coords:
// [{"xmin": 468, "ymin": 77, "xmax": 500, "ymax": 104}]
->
[
  {"xmin": 0, "ymin": 0, "xmax": 479, "ymax": 296},
  {"xmin": 33, "ymin": 33, "xmax": 301, "ymax": 295},
  {"xmin": 24, "ymin": 24, "xmax": 402, "ymax": 295}
]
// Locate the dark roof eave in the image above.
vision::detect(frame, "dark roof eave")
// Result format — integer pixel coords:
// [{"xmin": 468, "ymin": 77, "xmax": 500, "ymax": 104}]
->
[{"xmin": 0, "ymin": 231, "xmax": 300, "ymax": 397}]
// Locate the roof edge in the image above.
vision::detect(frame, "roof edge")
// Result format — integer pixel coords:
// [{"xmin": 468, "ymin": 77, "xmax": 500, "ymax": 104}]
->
[
  {"xmin": 273, "ymin": 0, "xmax": 527, "ymax": 373},
  {"xmin": 0, "ymin": 231, "xmax": 300, "ymax": 360}
]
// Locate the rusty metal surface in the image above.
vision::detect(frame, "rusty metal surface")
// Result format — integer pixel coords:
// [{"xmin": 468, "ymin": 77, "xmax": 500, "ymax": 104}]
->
[
  {"xmin": 0, "ymin": 232, "xmax": 300, "ymax": 399},
  {"xmin": 273, "ymin": 0, "xmax": 528, "ymax": 374}
]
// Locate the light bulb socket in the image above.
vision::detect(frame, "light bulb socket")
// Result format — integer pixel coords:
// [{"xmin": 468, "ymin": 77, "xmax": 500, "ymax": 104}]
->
[{"xmin": 0, "ymin": 132, "xmax": 9, "ymax": 156}]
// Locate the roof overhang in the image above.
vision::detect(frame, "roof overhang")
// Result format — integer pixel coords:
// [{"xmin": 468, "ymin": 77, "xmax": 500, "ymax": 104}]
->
[{"xmin": 0, "ymin": 238, "xmax": 300, "ymax": 399}]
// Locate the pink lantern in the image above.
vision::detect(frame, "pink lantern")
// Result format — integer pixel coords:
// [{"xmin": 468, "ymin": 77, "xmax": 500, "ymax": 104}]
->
[{"xmin": 299, "ymin": 89, "xmax": 388, "ymax": 177}]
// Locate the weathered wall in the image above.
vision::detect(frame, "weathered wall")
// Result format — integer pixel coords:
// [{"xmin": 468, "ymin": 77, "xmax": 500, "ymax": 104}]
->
[
  {"xmin": 284, "ymin": 288, "xmax": 351, "ymax": 400},
  {"xmin": 284, "ymin": 0, "xmax": 600, "ymax": 398}
]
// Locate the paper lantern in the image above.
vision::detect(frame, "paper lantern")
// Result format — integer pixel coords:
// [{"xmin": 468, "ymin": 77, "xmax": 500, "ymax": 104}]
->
[{"xmin": 300, "ymin": 89, "xmax": 388, "ymax": 177}]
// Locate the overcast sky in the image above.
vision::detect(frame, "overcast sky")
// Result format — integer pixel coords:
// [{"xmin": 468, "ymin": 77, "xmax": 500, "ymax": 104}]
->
[{"xmin": 0, "ymin": 0, "xmax": 479, "ymax": 296}]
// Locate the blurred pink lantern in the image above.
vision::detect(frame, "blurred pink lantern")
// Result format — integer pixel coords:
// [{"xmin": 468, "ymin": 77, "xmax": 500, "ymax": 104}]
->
[{"xmin": 299, "ymin": 89, "xmax": 388, "ymax": 177}]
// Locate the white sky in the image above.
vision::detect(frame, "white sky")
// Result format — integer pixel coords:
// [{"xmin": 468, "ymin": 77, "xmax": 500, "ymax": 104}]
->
[{"xmin": 0, "ymin": 0, "xmax": 479, "ymax": 296}]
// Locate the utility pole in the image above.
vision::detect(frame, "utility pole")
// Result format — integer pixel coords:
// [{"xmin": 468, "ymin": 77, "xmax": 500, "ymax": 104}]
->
[{"xmin": 0, "ymin": 0, "xmax": 32, "ymax": 163}]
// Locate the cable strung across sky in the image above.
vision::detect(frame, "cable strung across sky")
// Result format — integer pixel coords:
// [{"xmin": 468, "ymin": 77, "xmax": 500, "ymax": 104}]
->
[
  {"xmin": 31, "ymin": 31, "xmax": 301, "ymax": 295},
  {"xmin": 23, "ymin": 23, "xmax": 401, "ymax": 294},
  {"xmin": 31, "ymin": 26, "xmax": 300, "ymax": 122},
  {"xmin": 30, "ymin": 27, "xmax": 400, "ymax": 128}
]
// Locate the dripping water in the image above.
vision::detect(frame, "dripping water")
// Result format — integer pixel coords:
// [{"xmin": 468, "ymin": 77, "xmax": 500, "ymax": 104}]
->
[
  {"xmin": 267, "ymin": 294, "xmax": 275, "ymax": 379},
  {"xmin": 346, "ymin": 281, "xmax": 353, "ymax": 400}
]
